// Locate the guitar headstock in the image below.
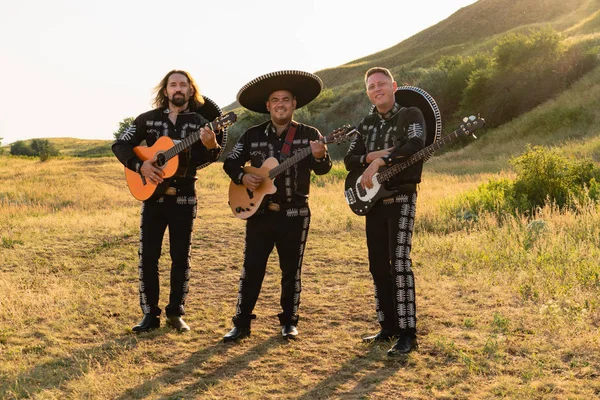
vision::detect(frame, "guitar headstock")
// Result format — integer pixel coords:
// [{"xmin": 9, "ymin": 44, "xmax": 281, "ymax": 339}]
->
[
  {"xmin": 323, "ymin": 124, "xmax": 358, "ymax": 144},
  {"xmin": 210, "ymin": 111, "xmax": 237, "ymax": 131},
  {"xmin": 458, "ymin": 115, "xmax": 485, "ymax": 139}
]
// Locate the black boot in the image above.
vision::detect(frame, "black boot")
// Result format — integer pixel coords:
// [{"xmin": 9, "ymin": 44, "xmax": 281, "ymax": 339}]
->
[
  {"xmin": 223, "ymin": 326, "xmax": 251, "ymax": 342},
  {"xmin": 362, "ymin": 328, "xmax": 398, "ymax": 343},
  {"xmin": 132, "ymin": 314, "xmax": 160, "ymax": 332},
  {"xmin": 387, "ymin": 336, "xmax": 418, "ymax": 355},
  {"xmin": 166, "ymin": 316, "xmax": 190, "ymax": 332}
]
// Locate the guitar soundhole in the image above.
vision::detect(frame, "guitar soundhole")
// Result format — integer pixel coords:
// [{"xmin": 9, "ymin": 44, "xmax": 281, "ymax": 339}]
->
[{"xmin": 156, "ymin": 153, "xmax": 166, "ymax": 167}]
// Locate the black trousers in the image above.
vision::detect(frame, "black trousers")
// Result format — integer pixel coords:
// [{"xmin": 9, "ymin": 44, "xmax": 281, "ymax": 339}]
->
[
  {"xmin": 137, "ymin": 187, "xmax": 197, "ymax": 317},
  {"xmin": 232, "ymin": 206, "xmax": 311, "ymax": 328},
  {"xmin": 365, "ymin": 192, "xmax": 418, "ymax": 338}
]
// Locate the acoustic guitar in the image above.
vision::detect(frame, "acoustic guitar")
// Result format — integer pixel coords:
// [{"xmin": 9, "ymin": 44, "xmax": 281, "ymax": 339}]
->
[
  {"xmin": 125, "ymin": 111, "xmax": 237, "ymax": 201},
  {"xmin": 344, "ymin": 115, "xmax": 484, "ymax": 215},
  {"xmin": 228, "ymin": 125, "xmax": 358, "ymax": 219}
]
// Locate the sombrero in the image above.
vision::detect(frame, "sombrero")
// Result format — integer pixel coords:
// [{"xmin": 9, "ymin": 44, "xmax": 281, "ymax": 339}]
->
[
  {"xmin": 371, "ymin": 86, "xmax": 442, "ymax": 149},
  {"xmin": 196, "ymin": 95, "xmax": 228, "ymax": 169},
  {"xmin": 237, "ymin": 70, "xmax": 323, "ymax": 114}
]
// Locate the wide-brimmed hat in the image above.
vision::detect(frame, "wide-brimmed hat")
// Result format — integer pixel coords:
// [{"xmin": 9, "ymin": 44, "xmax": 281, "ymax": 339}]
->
[
  {"xmin": 237, "ymin": 70, "xmax": 323, "ymax": 114},
  {"xmin": 371, "ymin": 86, "xmax": 442, "ymax": 148},
  {"xmin": 196, "ymin": 95, "xmax": 228, "ymax": 169}
]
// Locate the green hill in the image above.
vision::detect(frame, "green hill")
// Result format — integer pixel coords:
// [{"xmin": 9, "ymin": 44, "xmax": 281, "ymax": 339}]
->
[
  {"xmin": 1, "ymin": 137, "xmax": 113, "ymax": 158},
  {"xmin": 224, "ymin": 0, "xmax": 600, "ymax": 165}
]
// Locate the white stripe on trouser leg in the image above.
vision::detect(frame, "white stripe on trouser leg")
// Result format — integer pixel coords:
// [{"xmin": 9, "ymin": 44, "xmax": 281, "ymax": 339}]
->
[{"xmin": 138, "ymin": 202, "xmax": 150, "ymax": 314}]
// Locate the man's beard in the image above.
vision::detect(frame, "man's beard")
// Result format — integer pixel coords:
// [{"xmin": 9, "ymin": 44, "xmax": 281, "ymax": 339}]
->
[{"xmin": 170, "ymin": 93, "xmax": 188, "ymax": 107}]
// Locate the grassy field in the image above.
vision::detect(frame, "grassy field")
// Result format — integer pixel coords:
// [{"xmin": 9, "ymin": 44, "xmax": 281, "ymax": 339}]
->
[{"xmin": 1, "ymin": 156, "xmax": 599, "ymax": 399}]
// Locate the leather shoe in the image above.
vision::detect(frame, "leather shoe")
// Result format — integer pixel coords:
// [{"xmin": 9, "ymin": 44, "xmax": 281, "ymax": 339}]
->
[
  {"xmin": 387, "ymin": 336, "xmax": 418, "ymax": 355},
  {"xmin": 166, "ymin": 316, "xmax": 190, "ymax": 332},
  {"xmin": 281, "ymin": 325, "xmax": 298, "ymax": 339},
  {"xmin": 223, "ymin": 326, "xmax": 250, "ymax": 342},
  {"xmin": 362, "ymin": 328, "xmax": 397, "ymax": 343},
  {"xmin": 132, "ymin": 314, "xmax": 160, "ymax": 332}
]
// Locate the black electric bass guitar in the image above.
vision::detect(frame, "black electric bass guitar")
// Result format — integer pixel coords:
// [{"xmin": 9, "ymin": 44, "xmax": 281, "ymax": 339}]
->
[
  {"xmin": 229, "ymin": 125, "xmax": 358, "ymax": 219},
  {"xmin": 344, "ymin": 115, "xmax": 484, "ymax": 215}
]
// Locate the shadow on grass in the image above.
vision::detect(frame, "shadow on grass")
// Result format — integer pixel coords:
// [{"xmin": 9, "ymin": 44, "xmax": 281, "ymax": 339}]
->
[
  {"xmin": 116, "ymin": 335, "xmax": 282, "ymax": 400},
  {"xmin": 4, "ymin": 331, "xmax": 160, "ymax": 398},
  {"xmin": 294, "ymin": 345, "xmax": 409, "ymax": 400}
]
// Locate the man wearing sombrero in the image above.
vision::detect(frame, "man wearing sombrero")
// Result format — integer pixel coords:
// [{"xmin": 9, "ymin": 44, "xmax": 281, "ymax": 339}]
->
[
  {"xmin": 113, "ymin": 70, "xmax": 225, "ymax": 333},
  {"xmin": 222, "ymin": 70, "xmax": 332, "ymax": 341},
  {"xmin": 344, "ymin": 67, "xmax": 442, "ymax": 355}
]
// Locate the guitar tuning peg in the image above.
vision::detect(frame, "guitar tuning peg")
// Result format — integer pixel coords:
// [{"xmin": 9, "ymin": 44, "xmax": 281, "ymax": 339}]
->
[{"xmin": 463, "ymin": 117, "xmax": 468, "ymax": 123}]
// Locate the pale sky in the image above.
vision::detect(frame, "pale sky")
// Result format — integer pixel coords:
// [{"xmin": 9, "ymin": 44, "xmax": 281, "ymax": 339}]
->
[{"xmin": 0, "ymin": 0, "xmax": 477, "ymax": 145}]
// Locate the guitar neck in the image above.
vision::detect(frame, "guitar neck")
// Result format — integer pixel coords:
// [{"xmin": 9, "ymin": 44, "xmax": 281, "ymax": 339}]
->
[
  {"xmin": 162, "ymin": 120, "xmax": 218, "ymax": 162},
  {"xmin": 377, "ymin": 128, "xmax": 462, "ymax": 184},
  {"xmin": 268, "ymin": 136, "xmax": 325, "ymax": 179}
]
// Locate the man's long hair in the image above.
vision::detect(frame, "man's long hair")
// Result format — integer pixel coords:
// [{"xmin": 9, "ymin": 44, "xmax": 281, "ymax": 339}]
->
[{"xmin": 152, "ymin": 70, "xmax": 205, "ymax": 110}]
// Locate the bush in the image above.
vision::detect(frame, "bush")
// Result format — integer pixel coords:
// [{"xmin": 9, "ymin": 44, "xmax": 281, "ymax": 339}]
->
[
  {"xmin": 30, "ymin": 139, "xmax": 59, "ymax": 161},
  {"xmin": 510, "ymin": 145, "xmax": 600, "ymax": 210},
  {"xmin": 10, "ymin": 141, "xmax": 36, "ymax": 156},
  {"xmin": 445, "ymin": 146, "xmax": 600, "ymax": 221},
  {"xmin": 415, "ymin": 27, "xmax": 599, "ymax": 133},
  {"xmin": 10, "ymin": 139, "xmax": 59, "ymax": 160}
]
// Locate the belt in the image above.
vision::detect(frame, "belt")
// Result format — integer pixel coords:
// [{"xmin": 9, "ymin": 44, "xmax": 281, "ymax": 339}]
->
[
  {"xmin": 164, "ymin": 179, "xmax": 196, "ymax": 196},
  {"xmin": 266, "ymin": 199, "xmax": 308, "ymax": 212},
  {"xmin": 267, "ymin": 202, "xmax": 280, "ymax": 211}
]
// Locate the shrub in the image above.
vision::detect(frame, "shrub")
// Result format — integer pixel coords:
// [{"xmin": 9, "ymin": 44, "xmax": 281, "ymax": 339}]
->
[
  {"xmin": 445, "ymin": 146, "xmax": 600, "ymax": 221},
  {"xmin": 10, "ymin": 139, "xmax": 59, "ymax": 160}
]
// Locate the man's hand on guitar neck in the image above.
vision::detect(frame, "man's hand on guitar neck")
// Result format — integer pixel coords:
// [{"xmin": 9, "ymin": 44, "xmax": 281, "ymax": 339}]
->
[
  {"xmin": 200, "ymin": 126, "xmax": 219, "ymax": 150},
  {"xmin": 140, "ymin": 157, "xmax": 165, "ymax": 185},
  {"xmin": 310, "ymin": 140, "xmax": 326, "ymax": 159},
  {"xmin": 242, "ymin": 173, "xmax": 263, "ymax": 191}
]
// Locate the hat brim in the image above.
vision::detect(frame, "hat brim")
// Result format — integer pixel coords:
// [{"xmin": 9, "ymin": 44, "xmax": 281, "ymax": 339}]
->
[
  {"xmin": 237, "ymin": 70, "xmax": 323, "ymax": 114},
  {"xmin": 371, "ymin": 86, "xmax": 442, "ymax": 148},
  {"xmin": 196, "ymin": 95, "xmax": 227, "ymax": 169}
]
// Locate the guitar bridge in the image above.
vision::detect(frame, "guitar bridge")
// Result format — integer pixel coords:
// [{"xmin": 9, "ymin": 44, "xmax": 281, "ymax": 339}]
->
[{"xmin": 344, "ymin": 189, "xmax": 356, "ymax": 205}]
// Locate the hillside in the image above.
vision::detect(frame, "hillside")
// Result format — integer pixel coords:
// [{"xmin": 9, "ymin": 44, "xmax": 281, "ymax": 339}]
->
[
  {"xmin": 316, "ymin": 0, "xmax": 592, "ymax": 88},
  {"xmin": 224, "ymin": 0, "xmax": 600, "ymax": 165}
]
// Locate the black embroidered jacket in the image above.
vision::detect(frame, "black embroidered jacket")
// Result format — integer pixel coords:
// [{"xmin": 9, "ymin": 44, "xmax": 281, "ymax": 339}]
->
[
  {"xmin": 344, "ymin": 104, "xmax": 425, "ymax": 187},
  {"xmin": 223, "ymin": 120, "xmax": 332, "ymax": 206},
  {"xmin": 112, "ymin": 107, "xmax": 221, "ymax": 180}
]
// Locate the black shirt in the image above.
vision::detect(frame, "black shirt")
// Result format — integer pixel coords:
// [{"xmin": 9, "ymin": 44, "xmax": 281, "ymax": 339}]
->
[
  {"xmin": 223, "ymin": 120, "xmax": 332, "ymax": 205},
  {"xmin": 112, "ymin": 107, "xmax": 221, "ymax": 180},
  {"xmin": 344, "ymin": 104, "xmax": 425, "ymax": 186}
]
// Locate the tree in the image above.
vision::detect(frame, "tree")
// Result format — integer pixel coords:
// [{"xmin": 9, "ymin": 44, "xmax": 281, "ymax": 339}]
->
[
  {"xmin": 0, "ymin": 137, "xmax": 3, "ymax": 155},
  {"xmin": 30, "ymin": 139, "xmax": 59, "ymax": 161},
  {"xmin": 10, "ymin": 141, "xmax": 35, "ymax": 156},
  {"xmin": 113, "ymin": 117, "xmax": 135, "ymax": 140}
]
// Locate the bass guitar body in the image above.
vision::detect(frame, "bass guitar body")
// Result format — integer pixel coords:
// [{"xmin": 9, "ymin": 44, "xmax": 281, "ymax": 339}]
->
[
  {"xmin": 124, "ymin": 136, "xmax": 179, "ymax": 201},
  {"xmin": 343, "ymin": 167, "xmax": 394, "ymax": 216},
  {"xmin": 228, "ymin": 157, "xmax": 278, "ymax": 219}
]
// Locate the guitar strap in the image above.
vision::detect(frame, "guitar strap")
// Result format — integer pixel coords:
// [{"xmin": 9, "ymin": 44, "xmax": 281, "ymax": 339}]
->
[{"xmin": 280, "ymin": 122, "xmax": 298, "ymax": 161}]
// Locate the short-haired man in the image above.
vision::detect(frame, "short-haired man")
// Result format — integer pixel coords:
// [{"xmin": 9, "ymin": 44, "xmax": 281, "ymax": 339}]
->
[
  {"xmin": 344, "ymin": 67, "xmax": 441, "ymax": 355},
  {"xmin": 222, "ymin": 70, "xmax": 332, "ymax": 341}
]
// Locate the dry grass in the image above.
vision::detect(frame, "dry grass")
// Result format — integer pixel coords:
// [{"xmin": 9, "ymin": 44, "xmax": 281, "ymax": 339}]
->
[{"xmin": 1, "ymin": 156, "xmax": 599, "ymax": 399}]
